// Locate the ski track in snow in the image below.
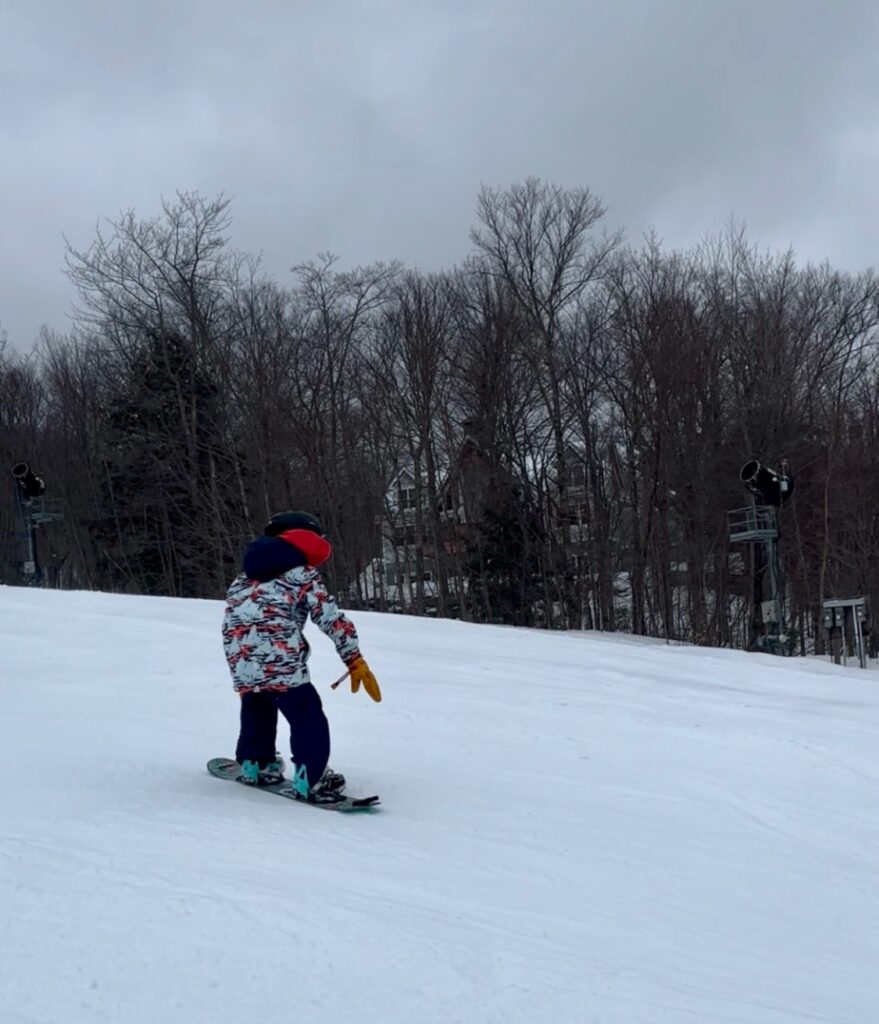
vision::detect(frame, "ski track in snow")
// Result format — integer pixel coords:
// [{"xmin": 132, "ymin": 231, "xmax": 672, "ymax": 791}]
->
[{"xmin": 1, "ymin": 585, "xmax": 877, "ymax": 1023}]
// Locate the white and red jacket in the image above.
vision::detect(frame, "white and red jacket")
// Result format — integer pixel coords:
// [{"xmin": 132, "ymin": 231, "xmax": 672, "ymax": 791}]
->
[{"xmin": 222, "ymin": 531, "xmax": 360, "ymax": 692}]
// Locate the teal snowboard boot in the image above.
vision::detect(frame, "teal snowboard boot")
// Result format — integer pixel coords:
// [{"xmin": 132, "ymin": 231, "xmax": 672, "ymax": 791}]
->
[
  {"xmin": 291, "ymin": 764, "xmax": 346, "ymax": 803},
  {"xmin": 238, "ymin": 753, "xmax": 285, "ymax": 787},
  {"xmin": 239, "ymin": 759, "xmax": 261, "ymax": 786}
]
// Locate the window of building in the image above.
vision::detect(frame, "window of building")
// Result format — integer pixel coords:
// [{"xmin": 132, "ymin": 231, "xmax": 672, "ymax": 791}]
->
[
  {"xmin": 568, "ymin": 461, "xmax": 587, "ymax": 491},
  {"xmin": 384, "ymin": 565, "xmax": 409, "ymax": 587},
  {"xmin": 568, "ymin": 523, "xmax": 586, "ymax": 545},
  {"xmin": 393, "ymin": 524, "xmax": 417, "ymax": 546}
]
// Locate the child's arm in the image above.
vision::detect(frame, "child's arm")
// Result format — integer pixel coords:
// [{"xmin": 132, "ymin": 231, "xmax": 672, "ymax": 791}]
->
[
  {"xmin": 301, "ymin": 571, "xmax": 382, "ymax": 701},
  {"xmin": 302, "ymin": 571, "xmax": 361, "ymax": 664}
]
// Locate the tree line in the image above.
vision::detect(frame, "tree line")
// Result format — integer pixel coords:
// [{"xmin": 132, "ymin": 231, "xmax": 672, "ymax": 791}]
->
[{"xmin": 2, "ymin": 181, "xmax": 878, "ymax": 654}]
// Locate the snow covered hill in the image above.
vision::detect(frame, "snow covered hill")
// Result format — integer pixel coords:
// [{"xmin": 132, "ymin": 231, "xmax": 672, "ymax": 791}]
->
[{"xmin": 2, "ymin": 585, "xmax": 878, "ymax": 1024}]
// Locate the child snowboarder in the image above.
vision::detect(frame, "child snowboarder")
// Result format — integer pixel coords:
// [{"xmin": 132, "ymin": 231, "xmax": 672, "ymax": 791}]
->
[{"xmin": 222, "ymin": 510, "xmax": 381, "ymax": 802}]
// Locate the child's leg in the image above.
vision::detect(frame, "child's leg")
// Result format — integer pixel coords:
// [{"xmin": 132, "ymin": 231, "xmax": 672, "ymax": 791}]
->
[
  {"xmin": 235, "ymin": 690, "xmax": 279, "ymax": 766},
  {"xmin": 275, "ymin": 684, "xmax": 330, "ymax": 790}
]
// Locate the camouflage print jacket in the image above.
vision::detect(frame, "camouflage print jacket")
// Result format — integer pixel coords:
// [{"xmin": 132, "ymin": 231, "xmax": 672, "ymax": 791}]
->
[{"xmin": 222, "ymin": 566, "xmax": 360, "ymax": 692}]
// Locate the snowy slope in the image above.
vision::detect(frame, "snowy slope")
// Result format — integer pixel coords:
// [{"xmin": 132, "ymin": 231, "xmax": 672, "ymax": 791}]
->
[{"xmin": 1, "ymin": 585, "xmax": 878, "ymax": 1024}]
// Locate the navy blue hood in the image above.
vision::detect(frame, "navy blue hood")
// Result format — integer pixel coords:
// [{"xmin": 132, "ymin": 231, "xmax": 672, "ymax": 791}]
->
[{"xmin": 242, "ymin": 535, "xmax": 307, "ymax": 582}]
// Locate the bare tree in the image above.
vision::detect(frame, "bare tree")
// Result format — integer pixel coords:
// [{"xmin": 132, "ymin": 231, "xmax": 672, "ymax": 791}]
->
[{"xmin": 471, "ymin": 178, "xmax": 621, "ymax": 624}]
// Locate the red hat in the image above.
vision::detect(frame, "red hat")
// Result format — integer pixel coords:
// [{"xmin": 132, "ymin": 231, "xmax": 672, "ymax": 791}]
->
[{"xmin": 278, "ymin": 528, "xmax": 332, "ymax": 567}]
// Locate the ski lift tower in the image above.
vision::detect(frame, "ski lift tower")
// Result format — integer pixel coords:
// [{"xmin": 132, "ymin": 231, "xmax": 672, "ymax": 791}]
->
[
  {"xmin": 11, "ymin": 463, "xmax": 64, "ymax": 584},
  {"xmin": 727, "ymin": 459, "xmax": 794, "ymax": 656}
]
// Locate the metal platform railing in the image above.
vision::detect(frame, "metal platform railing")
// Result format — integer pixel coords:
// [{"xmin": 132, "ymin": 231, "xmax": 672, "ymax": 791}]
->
[
  {"xmin": 20, "ymin": 496, "xmax": 64, "ymax": 525},
  {"xmin": 727, "ymin": 504, "xmax": 778, "ymax": 543}
]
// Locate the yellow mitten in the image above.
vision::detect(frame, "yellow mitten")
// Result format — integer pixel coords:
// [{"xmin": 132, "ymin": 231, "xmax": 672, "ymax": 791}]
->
[{"xmin": 348, "ymin": 656, "xmax": 382, "ymax": 702}]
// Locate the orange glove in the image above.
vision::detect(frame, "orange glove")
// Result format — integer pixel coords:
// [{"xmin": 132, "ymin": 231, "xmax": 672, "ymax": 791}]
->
[{"xmin": 347, "ymin": 656, "xmax": 382, "ymax": 702}]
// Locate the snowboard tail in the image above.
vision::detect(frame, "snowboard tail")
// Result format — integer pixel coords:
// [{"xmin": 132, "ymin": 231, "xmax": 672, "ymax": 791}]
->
[{"xmin": 206, "ymin": 758, "xmax": 380, "ymax": 812}]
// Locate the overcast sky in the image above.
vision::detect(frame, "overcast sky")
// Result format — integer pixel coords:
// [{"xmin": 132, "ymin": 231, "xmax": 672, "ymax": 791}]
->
[{"xmin": 2, "ymin": 0, "xmax": 878, "ymax": 350}]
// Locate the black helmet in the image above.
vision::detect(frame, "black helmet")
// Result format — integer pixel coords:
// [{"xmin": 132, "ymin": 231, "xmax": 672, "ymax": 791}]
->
[{"xmin": 264, "ymin": 510, "xmax": 324, "ymax": 537}]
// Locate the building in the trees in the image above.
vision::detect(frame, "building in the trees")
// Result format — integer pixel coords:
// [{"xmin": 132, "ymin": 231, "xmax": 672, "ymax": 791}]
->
[{"xmin": 357, "ymin": 421, "xmax": 523, "ymax": 617}]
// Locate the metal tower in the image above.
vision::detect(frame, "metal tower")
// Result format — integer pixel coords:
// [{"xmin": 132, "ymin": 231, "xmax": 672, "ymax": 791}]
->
[
  {"xmin": 11, "ymin": 463, "xmax": 64, "ymax": 584},
  {"xmin": 727, "ymin": 460, "xmax": 793, "ymax": 656}
]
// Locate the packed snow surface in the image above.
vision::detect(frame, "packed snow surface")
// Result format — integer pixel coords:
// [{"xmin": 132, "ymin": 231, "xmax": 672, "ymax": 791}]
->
[{"xmin": 2, "ymin": 585, "xmax": 878, "ymax": 1023}]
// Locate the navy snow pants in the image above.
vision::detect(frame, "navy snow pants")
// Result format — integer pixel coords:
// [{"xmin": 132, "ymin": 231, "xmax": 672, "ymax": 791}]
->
[{"xmin": 236, "ymin": 684, "xmax": 330, "ymax": 788}]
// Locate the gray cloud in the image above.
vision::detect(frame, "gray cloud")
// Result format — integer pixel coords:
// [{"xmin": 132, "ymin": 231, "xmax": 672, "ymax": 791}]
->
[{"xmin": 2, "ymin": 0, "xmax": 878, "ymax": 349}]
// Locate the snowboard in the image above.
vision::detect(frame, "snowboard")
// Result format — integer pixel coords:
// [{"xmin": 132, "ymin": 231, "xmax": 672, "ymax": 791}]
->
[{"xmin": 206, "ymin": 758, "xmax": 381, "ymax": 812}]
